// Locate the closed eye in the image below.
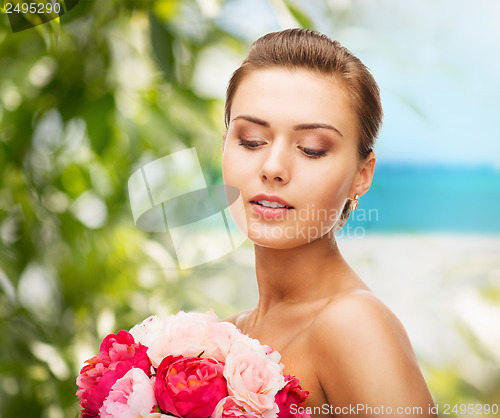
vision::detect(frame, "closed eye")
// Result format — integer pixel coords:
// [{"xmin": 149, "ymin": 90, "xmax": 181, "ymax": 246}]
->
[
  {"xmin": 298, "ymin": 146, "xmax": 328, "ymax": 159},
  {"xmin": 238, "ymin": 139, "xmax": 266, "ymax": 149}
]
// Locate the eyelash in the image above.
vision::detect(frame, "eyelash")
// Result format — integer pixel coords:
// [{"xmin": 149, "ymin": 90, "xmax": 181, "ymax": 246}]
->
[
  {"xmin": 238, "ymin": 139, "xmax": 265, "ymax": 149},
  {"xmin": 298, "ymin": 146, "xmax": 328, "ymax": 159},
  {"xmin": 238, "ymin": 139, "xmax": 328, "ymax": 159}
]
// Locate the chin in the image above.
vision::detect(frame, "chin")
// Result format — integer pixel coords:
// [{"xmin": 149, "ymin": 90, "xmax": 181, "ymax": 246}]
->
[
  {"xmin": 250, "ymin": 236, "xmax": 305, "ymax": 250},
  {"xmin": 247, "ymin": 223, "xmax": 334, "ymax": 250}
]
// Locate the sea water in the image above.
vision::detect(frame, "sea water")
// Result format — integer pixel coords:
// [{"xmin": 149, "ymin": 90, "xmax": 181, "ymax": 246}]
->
[{"xmin": 346, "ymin": 164, "xmax": 500, "ymax": 233}]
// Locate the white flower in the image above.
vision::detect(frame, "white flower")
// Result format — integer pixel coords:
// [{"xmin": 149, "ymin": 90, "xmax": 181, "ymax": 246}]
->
[
  {"xmin": 134, "ymin": 310, "xmax": 225, "ymax": 367},
  {"xmin": 129, "ymin": 315, "xmax": 166, "ymax": 347}
]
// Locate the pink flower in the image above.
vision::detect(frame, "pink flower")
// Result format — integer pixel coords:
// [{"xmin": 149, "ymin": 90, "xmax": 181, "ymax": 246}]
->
[
  {"xmin": 131, "ymin": 312, "xmax": 267, "ymax": 367},
  {"xmin": 100, "ymin": 368, "xmax": 158, "ymax": 417},
  {"xmin": 212, "ymin": 396, "xmax": 264, "ymax": 418},
  {"xmin": 206, "ymin": 320, "xmax": 247, "ymax": 362},
  {"xmin": 155, "ymin": 355, "xmax": 228, "ymax": 418},
  {"xmin": 144, "ymin": 311, "xmax": 224, "ymax": 367},
  {"xmin": 145, "ymin": 414, "xmax": 178, "ymax": 418},
  {"xmin": 275, "ymin": 376, "xmax": 310, "ymax": 418},
  {"xmin": 76, "ymin": 331, "xmax": 151, "ymax": 418},
  {"xmin": 224, "ymin": 342, "xmax": 285, "ymax": 417},
  {"xmin": 145, "ymin": 415, "xmax": 179, "ymax": 418}
]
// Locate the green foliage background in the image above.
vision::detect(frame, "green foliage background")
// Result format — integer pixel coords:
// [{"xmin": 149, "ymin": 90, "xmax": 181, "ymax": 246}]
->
[
  {"xmin": 0, "ymin": 1, "xmax": 253, "ymax": 416},
  {"xmin": 0, "ymin": 1, "xmax": 498, "ymax": 417}
]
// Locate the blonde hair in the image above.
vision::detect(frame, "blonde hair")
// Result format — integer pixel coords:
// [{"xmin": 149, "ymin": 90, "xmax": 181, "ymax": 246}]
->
[{"xmin": 225, "ymin": 28, "xmax": 383, "ymax": 229}]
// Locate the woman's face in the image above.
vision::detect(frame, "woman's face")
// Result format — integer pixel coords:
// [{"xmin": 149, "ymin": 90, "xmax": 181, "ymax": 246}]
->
[{"xmin": 222, "ymin": 68, "xmax": 367, "ymax": 249}]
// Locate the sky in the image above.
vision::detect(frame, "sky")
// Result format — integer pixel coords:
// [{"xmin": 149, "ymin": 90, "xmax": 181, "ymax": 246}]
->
[{"xmin": 196, "ymin": 0, "xmax": 500, "ymax": 168}]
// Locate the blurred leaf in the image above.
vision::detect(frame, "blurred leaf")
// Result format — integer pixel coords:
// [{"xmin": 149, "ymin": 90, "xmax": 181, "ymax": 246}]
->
[
  {"xmin": 149, "ymin": 11, "xmax": 177, "ymax": 84},
  {"xmin": 283, "ymin": 0, "xmax": 315, "ymax": 29},
  {"xmin": 83, "ymin": 93, "xmax": 115, "ymax": 154},
  {"xmin": 1, "ymin": 1, "xmax": 499, "ymax": 416}
]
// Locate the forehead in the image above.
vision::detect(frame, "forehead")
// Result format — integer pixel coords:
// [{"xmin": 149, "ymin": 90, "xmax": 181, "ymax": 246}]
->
[{"xmin": 230, "ymin": 68, "xmax": 358, "ymax": 137}]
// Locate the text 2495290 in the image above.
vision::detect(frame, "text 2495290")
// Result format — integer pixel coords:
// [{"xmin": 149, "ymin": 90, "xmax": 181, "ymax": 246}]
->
[{"xmin": 5, "ymin": 2, "xmax": 61, "ymax": 15}]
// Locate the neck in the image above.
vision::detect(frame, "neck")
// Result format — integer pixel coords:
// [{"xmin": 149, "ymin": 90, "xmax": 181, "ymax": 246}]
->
[{"xmin": 253, "ymin": 234, "xmax": 355, "ymax": 313}]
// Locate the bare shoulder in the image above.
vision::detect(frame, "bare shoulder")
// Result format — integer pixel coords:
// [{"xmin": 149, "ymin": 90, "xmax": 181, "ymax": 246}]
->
[
  {"xmin": 221, "ymin": 309, "xmax": 253, "ymax": 331},
  {"xmin": 309, "ymin": 289, "xmax": 417, "ymax": 367},
  {"xmin": 309, "ymin": 290, "xmax": 436, "ymax": 415},
  {"xmin": 311, "ymin": 289, "xmax": 411, "ymax": 351}
]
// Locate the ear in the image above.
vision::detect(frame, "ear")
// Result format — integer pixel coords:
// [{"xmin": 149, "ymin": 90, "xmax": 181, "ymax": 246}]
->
[{"xmin": 349, "ymin": 151, "xmax": 376, "ymax": 198}]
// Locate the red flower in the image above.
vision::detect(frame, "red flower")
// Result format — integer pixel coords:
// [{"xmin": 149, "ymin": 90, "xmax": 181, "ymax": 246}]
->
[
  {"xmin": 155, "ymin": 355, "xmax": 228, "ymax": 418},
  {"xmin": 76, "ymin": 330, "xmax": 151, "ymax": 417},
  {"xmin": 275, "ymin": 375, "xmax": 310, "ymax": 418}
]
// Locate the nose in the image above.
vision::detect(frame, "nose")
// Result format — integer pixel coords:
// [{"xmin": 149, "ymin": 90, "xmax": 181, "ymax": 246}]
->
[{"xmin": 259, "ymin": 140, "xmax": 290, "ymax": 184}]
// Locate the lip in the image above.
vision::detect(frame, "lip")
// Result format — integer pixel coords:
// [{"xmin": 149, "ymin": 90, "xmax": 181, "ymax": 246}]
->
[
  {"xmin": 250, "ymin": 194, "xmax": 294, "ymax": 220},
  {"xmin": 250, "ymin": 194, "xmax": 293, "ymax": 208}
]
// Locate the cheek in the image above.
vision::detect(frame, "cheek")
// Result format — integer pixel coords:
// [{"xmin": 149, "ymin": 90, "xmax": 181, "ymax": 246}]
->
[
  {"xmin": 297, "ymin": 171, "xmax": 353, "ymax": 233},
  {"xmin": 222, "ymin": 146, "xmax": 259, "ymax": 188},
  {"xmin": 222, "ymin": 150, "xmax": 239, "ymax": 186},
  {"xmin": 222, "ymin": 149, "xmax": 251, "ymax": 228},
  {"xmin": 302, "ymin": 163, "xmax": 354, "ymax": 206},
  {"xmin": 327, "ymin": 172, "xmax": 352, "ymax": 203}
]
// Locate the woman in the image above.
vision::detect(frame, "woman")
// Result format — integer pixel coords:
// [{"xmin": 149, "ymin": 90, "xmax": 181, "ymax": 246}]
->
[{"xmin": 222, "ymin": 29, "xmax": 436, "ymax": 416}]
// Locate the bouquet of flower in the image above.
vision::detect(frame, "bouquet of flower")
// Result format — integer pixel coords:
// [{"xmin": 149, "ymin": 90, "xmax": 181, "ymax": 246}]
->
[{"xmin": 76, "ymin": 311, "xmax": 310, "ymax": 418}]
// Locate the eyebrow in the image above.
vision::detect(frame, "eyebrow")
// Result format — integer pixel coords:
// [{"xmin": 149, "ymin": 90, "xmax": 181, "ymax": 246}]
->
[
  {"xmin": 232, "ymin": 115, "xmax": 343, "ymax": 137},
  {"xmin": 294, "ymin": 123, "xmax": 343, "ymax": 137},
  {"xmin": 232, "ymin": 115, "xmax": 270, "ymax": 127}
]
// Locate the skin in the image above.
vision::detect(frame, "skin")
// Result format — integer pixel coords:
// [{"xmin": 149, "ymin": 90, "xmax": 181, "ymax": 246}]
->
[{"xmin": 222, "ymin": 68, "xmax": 437, "ymax": 417}]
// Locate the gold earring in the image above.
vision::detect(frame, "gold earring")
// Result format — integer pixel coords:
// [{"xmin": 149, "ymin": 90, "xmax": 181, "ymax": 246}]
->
[{"xmin": 351, "ymin": 194, "xmax": 359, "ymax": 211}]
